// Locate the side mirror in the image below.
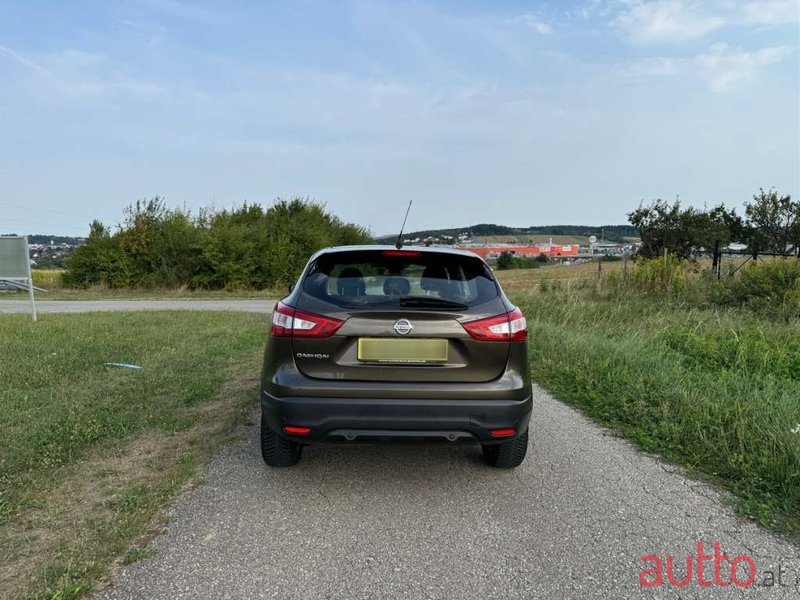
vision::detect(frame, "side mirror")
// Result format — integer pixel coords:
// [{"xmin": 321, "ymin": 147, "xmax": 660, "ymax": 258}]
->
[{"xmin": 288, "ymin": 283, "xmax": 295, "ymax": 293}]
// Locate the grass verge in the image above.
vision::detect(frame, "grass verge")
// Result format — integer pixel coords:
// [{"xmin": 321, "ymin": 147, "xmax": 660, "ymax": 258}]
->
[
  {"xmin": 0, "ymin": 311, "xmax": 267, "ymax": 599},
  {"xmin": 513, "ymin": 285, "xmax": 800, "ymax": 538}
]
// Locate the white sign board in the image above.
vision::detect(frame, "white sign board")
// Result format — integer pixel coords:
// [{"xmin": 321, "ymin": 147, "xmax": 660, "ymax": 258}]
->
[
  {"xmin": 0, "ymin": 236, "xmax": 37, "ymax": 321},
  {"xmin": 0, "ymin": 236, "xmax": 30, "ymax": 278}
]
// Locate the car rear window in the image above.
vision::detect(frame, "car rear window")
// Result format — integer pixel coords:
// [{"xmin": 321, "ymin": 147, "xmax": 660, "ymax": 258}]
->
[{"xmin": 301, "ymin": 249, "xmax": 499, "ymax": 309}]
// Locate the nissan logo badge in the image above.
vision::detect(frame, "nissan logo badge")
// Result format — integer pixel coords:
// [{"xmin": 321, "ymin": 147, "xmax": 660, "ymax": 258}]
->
[{"xmin": 393, "ymin": 319, "xmax": 413, "ymax": 335}]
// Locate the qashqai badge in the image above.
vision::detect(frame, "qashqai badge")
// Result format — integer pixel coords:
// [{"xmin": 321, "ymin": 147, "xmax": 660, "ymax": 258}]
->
[{"xmin": 393, "ymin": 319, "xmax": 414, "ymax": 335}]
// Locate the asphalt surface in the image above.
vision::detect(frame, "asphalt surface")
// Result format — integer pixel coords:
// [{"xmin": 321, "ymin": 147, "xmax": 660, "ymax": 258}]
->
[
  {"xmin": 97, "ymin": 387, "xmax": 799, "ymax": 600},
  {"xmin": 0, "ymin": 299, "xmax": 276, "ymax": 314}
]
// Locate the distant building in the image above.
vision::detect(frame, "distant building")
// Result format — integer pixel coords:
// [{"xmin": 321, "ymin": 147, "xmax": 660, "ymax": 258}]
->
[
  {"xmin": 454, "ymin": 244, "xmax": 580, "ymax": 259},
  {"xmin": 725, "ymin": 243, "xmax": 748, "ymax": 252}
]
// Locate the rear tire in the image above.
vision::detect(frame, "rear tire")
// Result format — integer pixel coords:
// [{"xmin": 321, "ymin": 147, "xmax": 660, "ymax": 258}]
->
[
  {"xmin": 261, "ymin": 414, "xmax": 302, "ymax": 467},
  {"xmin": 482, "ymin": 429, "xmax": 528, "ymax": 468}
]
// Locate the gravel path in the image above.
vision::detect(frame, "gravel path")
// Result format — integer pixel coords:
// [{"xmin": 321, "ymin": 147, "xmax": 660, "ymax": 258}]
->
[{"xmin": 97, "ymin": 386, "xmax": 798, "ymax": 599}]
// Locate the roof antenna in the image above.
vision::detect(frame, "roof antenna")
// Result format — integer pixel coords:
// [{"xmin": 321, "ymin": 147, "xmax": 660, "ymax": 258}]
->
[{"xmin": 395, "ymin": 200, "xmax": 413, "ymax": 249}]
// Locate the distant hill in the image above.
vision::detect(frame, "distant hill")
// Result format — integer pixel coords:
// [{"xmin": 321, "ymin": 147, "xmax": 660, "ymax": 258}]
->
[{"xmin": 377, "ymin": 224, "xmax": 638, "ymax": 244}]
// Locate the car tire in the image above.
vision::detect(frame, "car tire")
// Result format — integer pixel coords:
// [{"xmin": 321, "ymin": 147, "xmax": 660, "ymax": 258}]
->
[
  {"xmin": 482, "ymin": 429, "xmax": 528, "ymax": 468},
  {"xmin": 261, "ymin": 414, "xmax": 302, "ymax": 467}
]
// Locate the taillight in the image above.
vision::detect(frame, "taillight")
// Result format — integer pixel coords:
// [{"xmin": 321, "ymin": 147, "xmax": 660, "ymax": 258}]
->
[
  {"xmin": 462, "ymin": 307, "xmax": 527, "ymax": 342},
  {"xmin": 270, "ymin": 301, "xmax": 343, "ymax": 338},
  {"xmin": 283, "ymin": 426, "xmax": 311, "ymax": 435}
]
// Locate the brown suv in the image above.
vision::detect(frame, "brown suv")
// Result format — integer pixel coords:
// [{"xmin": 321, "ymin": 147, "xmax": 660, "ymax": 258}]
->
[{"xmin": 260, "ymin": 246, "xmax": 532, "ymax": 468}]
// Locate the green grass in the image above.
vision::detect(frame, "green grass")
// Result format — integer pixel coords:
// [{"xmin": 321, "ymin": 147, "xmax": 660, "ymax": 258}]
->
[
  {"xmin": 124, "ymin": 546, "xmax": 155, "ymax": 565},
  {"xmin": 513, "ymin": 285, "xmax": 800, "ymax": 537},
  {"xmin": 0, "ymin": 311, "xmax": 267, "ymax": 599}
]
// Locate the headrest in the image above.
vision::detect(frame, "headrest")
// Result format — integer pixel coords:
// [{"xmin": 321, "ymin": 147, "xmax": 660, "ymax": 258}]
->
[
  {"xmin": 420, "ymin": 264, "xmax": 449, "ymax": 291},
  {"xmin": 383, "ymin": 276, "xmax": 410, "ymax": 296},
  {"xmin": 337, "ymin": 267, "xmax": 365, "ymax": 296}
]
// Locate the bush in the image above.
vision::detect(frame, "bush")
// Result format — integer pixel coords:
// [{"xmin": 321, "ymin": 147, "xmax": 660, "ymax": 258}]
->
[
  {"xmin": 496, "ymin": 252, "xmax": 514, "ymax": 270},
  {"xmin": 512, "ymin": 257, "xmax": 540, "ymax": 270},
  {"xmin": 117, "ymin": 199, "xmax": 203, "ymax": 287},
  {"xmin": 496, "ymin": 253, "xmax": 541, "ymax": 271},
  {"xmin": 623, "ymin": 256, "xmax": 690, "ymax": 296},
  {"xmin": 710, "ymin": 260, "xmax": 800, "ymax": 313},
  {"xmin": 62, "ymin": 221, "xmax": 133, "ymax": 288},
  {"xmin": 599, "ymin": 256, "xmax": 800, "ymax": 319},
  {"xmin": 64, "ymin": 197, "xmax": 372, "ymax": 290}
]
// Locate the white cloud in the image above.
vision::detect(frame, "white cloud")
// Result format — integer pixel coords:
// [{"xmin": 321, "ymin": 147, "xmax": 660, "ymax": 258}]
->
[
  {"xmin": 578, "ymin": 0, "xmax": 605, "ymax": 20},
  {"xmin": 693, "ymin": 42, "xmax": 792, "ymax": 91},
  {"xmin": 611, "ymin": 0, "xmax": 798, "ymax": 44},
  {"xmin": 0, "ymin": 44, "xmax": 166, "ymax": 102},
  {"xmin": 0, "ymin": 43, "xmax": 52, "ymax": 76},
  {"xmin": 613, "ymin": 0, "xmax": 725, "ymax": 43},
  {"xmin": 741, "ymin": 0, "xmax": 799, "ymax": 26},
  {"xmin": 632, "ymin": 42, "xmax": 793, "ymax": 91},
  {"xmin": 512, "ymin": 14, "xmax": 552, "ymax": 34}
]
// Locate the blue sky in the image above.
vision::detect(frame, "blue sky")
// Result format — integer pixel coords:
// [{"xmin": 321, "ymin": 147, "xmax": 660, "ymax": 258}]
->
[{"xmin": 1, "ymin": 0, "xmax": 798, "ymax": 237}]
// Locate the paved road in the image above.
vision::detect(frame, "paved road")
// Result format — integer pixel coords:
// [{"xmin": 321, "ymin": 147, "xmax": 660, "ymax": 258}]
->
[
  {"xmin": 97, "ymin": 387, "xmax": 799, "ymax": 600},
  {"xmin": 0, "ymin": 299, "xmax": 276, "ymax": 314}
]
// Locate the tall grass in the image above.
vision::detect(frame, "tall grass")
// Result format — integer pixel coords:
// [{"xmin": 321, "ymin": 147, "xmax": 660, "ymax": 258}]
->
[
  {"xmin": 514, "ymin": 284, "xmax": 800, "ymax": 535},
  {"xmin": 30, "ymin": 269, "xmax": 65, "ymax": 289}
]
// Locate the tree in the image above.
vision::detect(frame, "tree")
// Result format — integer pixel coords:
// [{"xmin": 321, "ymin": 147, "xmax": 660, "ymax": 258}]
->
[
  {"xmin": 628, "ymin": 200, "xmax": 740, "ymax": 260},
  {"xmin": 744, "ymin": 188, "xmax": 799, "ymax": 256}
]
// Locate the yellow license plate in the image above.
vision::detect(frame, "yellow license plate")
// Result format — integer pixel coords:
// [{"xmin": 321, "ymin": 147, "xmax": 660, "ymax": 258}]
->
[{"xmin": 357, "ymin": 338, "xmax": 448, "ymax": 363}]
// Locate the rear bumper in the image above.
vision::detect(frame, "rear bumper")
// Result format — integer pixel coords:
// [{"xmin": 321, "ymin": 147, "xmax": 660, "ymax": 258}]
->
[{"xmin": 261, "ymin": 390, "xmax": 532, "ymax": 444}]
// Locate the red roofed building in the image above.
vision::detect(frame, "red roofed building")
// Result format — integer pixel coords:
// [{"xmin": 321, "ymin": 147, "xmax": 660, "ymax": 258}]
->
[{"xmin": 454, "ymin": 244, "xmax": 580, "ymax": 259}]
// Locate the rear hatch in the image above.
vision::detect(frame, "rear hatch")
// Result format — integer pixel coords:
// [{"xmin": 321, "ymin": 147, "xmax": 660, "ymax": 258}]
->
[{"xmin": 289, "ymin": 248, "xmax": 515, "ymax": 383}]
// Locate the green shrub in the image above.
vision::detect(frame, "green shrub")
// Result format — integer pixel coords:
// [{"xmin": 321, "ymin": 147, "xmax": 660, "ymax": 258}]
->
[
  {"xmin": 496, "ymin": 252, "xmax": 514, "ymax": 270},
  {"xmin": 599, "ymin": 255, "xmax": 800, "ymax": 318},
  {"xmin": 64, "ymin": 197, "xmax": 372, "ymax": 290},
  {"xmin": 711, "ymin": 259, "xmax": 800, "ymax": 313},
  {"xmin": 63, "ymin": 221, "xmax": 133, "ymax": 288},
  {"xmin": 495, "ymin": 253, "xmax": 541, "ymax": 270},
  {"xmin": 622, "ymin": 256, "xmax": 690, "ymax": 296},
  {"xmin": 512, "ymin": 256, "xmax": 540, "ymax": 270}
]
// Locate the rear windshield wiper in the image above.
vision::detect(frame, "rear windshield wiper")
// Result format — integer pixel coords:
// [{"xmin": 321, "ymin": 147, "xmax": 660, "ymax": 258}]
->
[{"xmin": 398, "ymin": 297, "xmax": 468, "ymax": 310}]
